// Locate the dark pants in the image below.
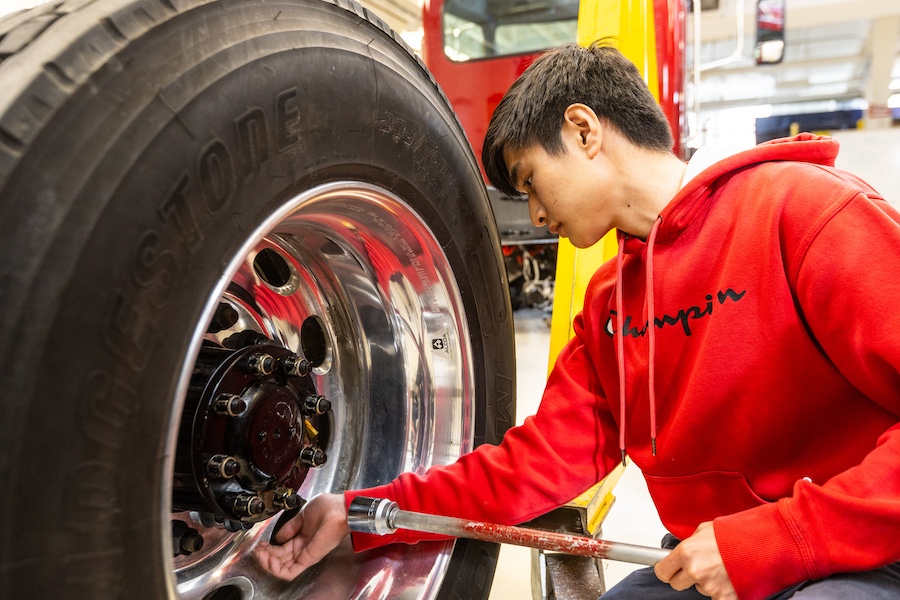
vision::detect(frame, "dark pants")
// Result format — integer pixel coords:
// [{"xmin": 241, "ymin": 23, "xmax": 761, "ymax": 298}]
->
[{"xmin": 600, "ymin": 535, "xmax": 900, "ymax": 599}]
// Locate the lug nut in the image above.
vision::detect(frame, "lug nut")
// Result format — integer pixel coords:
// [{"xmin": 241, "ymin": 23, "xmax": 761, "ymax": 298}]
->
[
  {"xmin": 172, "ymin": 520, "xmax": 204, "ymax": 556},
  {"xmin": 247, "ymin": 352, "xmax": 275, "ymax": 376},
  {"xmin": 301, "ymin": 394, "xmax": 331, "ymax": 415},
  {"xmin": 273, "ymin": 486, "xmax": 299, "ymax": 510},
  {"xmin": 213, "ymin": 393, "xmax": 247, "ymax": 416},
  {"xmin": 207, "ymin": 454, "xmax": 241, "ymax": 479},
  {"xmin": 283, "ymin": 354, "xmax": 312, "ymax": 377},
  {"xmin": 230, "ymin": 493, "xmax": 265, "ymax": 517},
  {"xmin": 299, "ymin": 446, "xmax": 327, "ymax": 467}
]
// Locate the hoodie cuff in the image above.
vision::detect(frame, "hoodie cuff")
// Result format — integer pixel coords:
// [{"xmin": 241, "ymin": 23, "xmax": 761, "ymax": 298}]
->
[{"xmin": 714, "ymin": 501, "xmax": 813, "ymax": 600}]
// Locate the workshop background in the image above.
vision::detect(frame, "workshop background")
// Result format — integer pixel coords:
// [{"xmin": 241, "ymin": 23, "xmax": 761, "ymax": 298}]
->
[{"xmin": 3, "ymin": 0, "xmax": 897, "ymax": 598}]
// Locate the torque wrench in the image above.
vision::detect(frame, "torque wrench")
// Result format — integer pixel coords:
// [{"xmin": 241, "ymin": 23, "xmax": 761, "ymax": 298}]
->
[{"xmin": 346, "ymin": 496, "xmax": 670, "ymax": 567}]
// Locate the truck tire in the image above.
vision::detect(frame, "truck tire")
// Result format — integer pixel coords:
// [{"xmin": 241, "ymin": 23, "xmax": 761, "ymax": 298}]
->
[{"xmin": 0, "ymin": 1, "xmax": 515, "ymax": 599}]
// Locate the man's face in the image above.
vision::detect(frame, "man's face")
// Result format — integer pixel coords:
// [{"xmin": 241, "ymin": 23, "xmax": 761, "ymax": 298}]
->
[{"xmin": 503, "ymin": 138, "xmax": 613, "ymax": 249}]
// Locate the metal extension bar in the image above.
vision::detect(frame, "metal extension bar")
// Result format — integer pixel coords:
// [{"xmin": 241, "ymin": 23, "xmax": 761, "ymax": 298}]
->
[{"xmin": 347, "ymin": 497, "xmax": 671, "ymax": 567}]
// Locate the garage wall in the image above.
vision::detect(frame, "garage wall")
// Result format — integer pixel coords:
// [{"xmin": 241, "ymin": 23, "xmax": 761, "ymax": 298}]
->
[{"xmin": 831, "ymin": 127, "xmax": 900, "ymax": 208}]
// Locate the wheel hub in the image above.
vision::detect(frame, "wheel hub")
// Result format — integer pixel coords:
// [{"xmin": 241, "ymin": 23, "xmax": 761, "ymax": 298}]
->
[
  {"xmin": 241, "ymin": 380, "xmax": 306, "ymax": 482},
  {"xmin": 168, "ymin": 182, "xmax": 478, "ymax": 596},
  {"xmin": 173, "ymin": 334, "xmax": 329, "ymax": 525}
]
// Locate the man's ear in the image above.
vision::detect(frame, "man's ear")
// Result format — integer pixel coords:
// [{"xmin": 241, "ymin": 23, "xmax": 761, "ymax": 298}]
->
[{"xmin": 563, "ymin": 103, "xmax": 602, "ymax": 158}]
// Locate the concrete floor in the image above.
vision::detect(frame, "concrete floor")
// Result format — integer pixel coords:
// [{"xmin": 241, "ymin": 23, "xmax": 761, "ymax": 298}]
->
[{"xmin": 487, "ymin": 309, "xmax": 668, "ymax": 600}]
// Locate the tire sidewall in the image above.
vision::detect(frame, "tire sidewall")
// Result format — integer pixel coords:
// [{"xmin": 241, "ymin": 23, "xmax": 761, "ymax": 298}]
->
[{"xmin": 0, "ymin": 1, "xmax": 514, "ymax": 598}]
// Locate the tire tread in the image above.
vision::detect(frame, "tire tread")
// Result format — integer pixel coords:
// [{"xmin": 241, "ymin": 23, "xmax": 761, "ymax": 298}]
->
[
  {"xmin": 0, "ymin": 13, "xmax": 59, "ymax": 56},
  {"xmin": 0, "ymin": 0, "xmax": 459, "ymax": 187}
]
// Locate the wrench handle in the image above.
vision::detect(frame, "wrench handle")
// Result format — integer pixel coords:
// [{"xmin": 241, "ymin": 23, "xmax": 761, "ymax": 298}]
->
[{"xmin": 347, "ymin": 497, "xmax": 670, "ymax": 567}]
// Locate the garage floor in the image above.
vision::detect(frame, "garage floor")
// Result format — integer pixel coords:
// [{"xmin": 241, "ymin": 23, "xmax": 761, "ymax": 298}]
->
[{"xmin": 487, "ymin": 309, "xmax": 668, "ymax": 600}]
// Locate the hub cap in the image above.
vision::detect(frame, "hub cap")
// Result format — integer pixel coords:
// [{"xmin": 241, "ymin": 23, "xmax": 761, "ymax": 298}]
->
[{"xmin": 173, "ymin": 341, "xmax": 328, "ymax": 524}]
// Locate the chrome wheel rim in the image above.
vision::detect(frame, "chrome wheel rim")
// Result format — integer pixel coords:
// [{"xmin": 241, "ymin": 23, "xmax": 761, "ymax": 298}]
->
[{"xmin": 166, "ymin": 181, "xmax": 475, "ymax": 599}]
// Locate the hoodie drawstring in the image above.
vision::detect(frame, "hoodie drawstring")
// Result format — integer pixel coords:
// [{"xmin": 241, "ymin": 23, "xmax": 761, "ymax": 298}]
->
[
  {"xmin": 646, "ymin": 217, "xmax": 662, "ymax": 455},
  {"xmin": 615, "ymin": 216, "xmax": 663, "ymax": 463},
  {"xmin": 615, "ymin": 235, "xmax": 627, "ymax": 465}
]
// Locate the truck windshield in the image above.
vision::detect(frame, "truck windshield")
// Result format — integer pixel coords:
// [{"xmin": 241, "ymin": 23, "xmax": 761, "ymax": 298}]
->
[{"xmin": 443, "ymin": 0, "xmax": 578, "ymax": 61}]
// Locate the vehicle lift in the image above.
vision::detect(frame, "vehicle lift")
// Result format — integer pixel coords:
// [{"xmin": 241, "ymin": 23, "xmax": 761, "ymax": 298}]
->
[{"xmin": 514, "ymin": 0, "xmax": 673, "ymax": 597}]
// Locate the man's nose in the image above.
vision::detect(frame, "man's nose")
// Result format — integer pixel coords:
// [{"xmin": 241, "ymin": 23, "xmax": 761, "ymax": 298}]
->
[{"xmin": 528, "ymin": 196, "xmax": 547, "ymax": 228}]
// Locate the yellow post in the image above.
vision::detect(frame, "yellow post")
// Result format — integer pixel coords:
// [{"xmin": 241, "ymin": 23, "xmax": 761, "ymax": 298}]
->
[
  {"xmin": 539, "ymin": 0, "xmax": 665, "ymax": 540},
  {"xmin": 547, "ymin": 0, "xmax": 661, "ymax": 370}
]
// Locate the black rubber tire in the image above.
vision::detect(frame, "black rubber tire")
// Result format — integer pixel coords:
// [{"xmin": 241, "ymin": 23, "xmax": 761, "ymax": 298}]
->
[{"xmin": 0, "ymin": 1, "xmax": 516, "ymax": 599}]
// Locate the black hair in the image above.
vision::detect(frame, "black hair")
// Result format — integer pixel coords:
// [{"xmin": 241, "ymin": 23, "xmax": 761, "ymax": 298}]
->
[{"xmin": 482, "ymin": 40, "xmax": 674, "ymax": 197}]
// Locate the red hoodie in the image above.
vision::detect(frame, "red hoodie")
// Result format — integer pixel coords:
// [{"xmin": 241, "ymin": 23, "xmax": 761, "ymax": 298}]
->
[{"xmin": 345, "ymin": 134, "xmax": 900, "ymax": 599}]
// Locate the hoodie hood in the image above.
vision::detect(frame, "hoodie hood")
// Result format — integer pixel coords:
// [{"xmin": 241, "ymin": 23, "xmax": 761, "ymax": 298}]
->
[
  {"xmin": 653, "ymin": 134, "xmax": 840, "ymax": 244},
  {"xmin": 612, "ymin": 134, "xmax": 840, "ymax": 461}
]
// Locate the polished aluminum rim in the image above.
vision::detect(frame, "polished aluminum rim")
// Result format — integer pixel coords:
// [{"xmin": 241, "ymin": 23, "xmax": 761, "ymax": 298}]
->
[{"xmin": 166, "ymin": 181, "xmax": 475, "ymax": 599}]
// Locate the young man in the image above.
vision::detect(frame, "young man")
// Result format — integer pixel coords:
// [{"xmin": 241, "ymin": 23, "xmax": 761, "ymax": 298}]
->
[{"xmin": 258, "ymin": 42, "xmax": 900, "ymax": 599}]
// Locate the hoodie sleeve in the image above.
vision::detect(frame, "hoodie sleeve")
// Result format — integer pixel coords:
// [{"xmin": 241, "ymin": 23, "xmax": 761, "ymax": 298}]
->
[
  {"xmin": 714, "ymin": 185, "xmax": 900, "ymax": 599},
  {"xmin": 344, "ymin": 303, "xmax": 623, "ymax": 552}
]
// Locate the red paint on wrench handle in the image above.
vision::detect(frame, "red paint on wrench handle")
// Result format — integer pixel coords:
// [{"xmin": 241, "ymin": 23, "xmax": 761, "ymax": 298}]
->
[{"xmin": 461, "ymin": 519, "xmax": 617, "ymax": 558}]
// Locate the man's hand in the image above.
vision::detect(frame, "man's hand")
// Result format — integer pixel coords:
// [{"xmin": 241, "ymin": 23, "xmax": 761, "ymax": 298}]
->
[
  {"xmin": 256, "ymin": 493, "xmax": 350, "ymax": 580},
  {"xmin": 654, "ymin": 522, "xmax": 737, "ymax": 599}
]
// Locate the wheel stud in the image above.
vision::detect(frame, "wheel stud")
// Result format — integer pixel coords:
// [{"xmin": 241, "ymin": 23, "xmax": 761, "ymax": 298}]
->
[
  {"xmin": 283, "ymin": 353, "xmax": 312, "ymax": 377},
  {"xmin": 273, "ymin": 486, "xmax": 299, "ymax": 510},
  {"xmin": 247, "ymin": 352, "xmax": 275, "ymax": 376},
  {"xmin": 172, "ymin": 520, "xmax": 204, "ymax": 556},
  {"xmin": 299, "ymin": 446, "xmax": 327, "ymax": 467},
  {"xmin": 229, "ymin": 493, "xmax": 265, "ymax": 517},
  {"xmin": 206, "ymin": 454, "xmax": 241, "ymax": 479},
  {"xmin": 301, "ymin": 394, "xmax": 331, "ymax": 415},
  {"xmin": 213, "ymin": 393, "xmax": 247, "ymax": 416}
]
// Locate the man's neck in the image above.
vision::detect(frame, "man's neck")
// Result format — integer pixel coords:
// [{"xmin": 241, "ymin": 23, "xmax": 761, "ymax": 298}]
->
[{"xmin": 612, "ymin": 146, "xmax": 686, "ymax": 240}]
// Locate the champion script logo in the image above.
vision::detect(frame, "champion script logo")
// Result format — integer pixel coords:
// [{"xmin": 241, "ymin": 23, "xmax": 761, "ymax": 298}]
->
[{"xmin": 605, "ymin": 289, "xmax": 747, "ymax": 338}]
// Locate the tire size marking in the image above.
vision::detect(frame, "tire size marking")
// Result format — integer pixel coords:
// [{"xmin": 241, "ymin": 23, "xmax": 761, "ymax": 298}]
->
[{"xmin": 375, "ymin": 110, "xmax": 461, "ymax": 199}]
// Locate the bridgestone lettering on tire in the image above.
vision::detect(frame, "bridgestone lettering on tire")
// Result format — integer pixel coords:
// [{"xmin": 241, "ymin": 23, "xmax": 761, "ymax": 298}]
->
[{"xmin": 0, "ymin": 1, "xmax": 516, "ymax": 599}]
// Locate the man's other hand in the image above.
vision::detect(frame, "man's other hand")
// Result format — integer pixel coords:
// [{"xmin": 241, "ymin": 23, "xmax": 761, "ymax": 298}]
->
[
  {"xmin": 654, "ymin": 521, "xmax": 737, "ymax": 599},
  {"xmin": 256, "ymin": 493, "xmax": 350, "ymax": 580}
]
